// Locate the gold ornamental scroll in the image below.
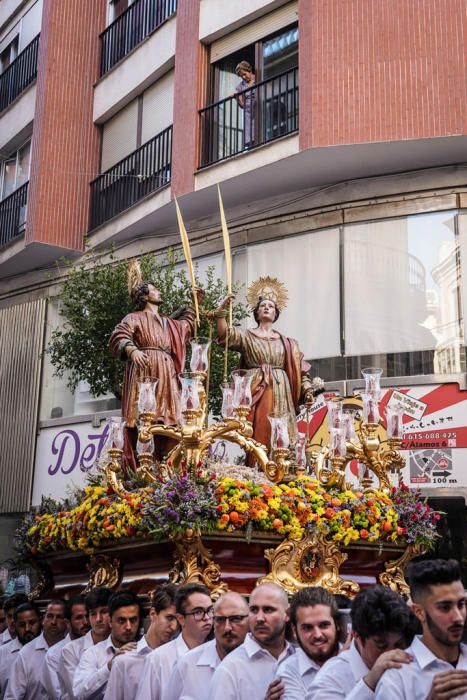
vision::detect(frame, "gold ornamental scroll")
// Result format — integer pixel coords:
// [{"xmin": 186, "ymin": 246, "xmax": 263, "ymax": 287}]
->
[{"xmin": 175, "ymin": 198, "xmax": 200, "ymax": 327}]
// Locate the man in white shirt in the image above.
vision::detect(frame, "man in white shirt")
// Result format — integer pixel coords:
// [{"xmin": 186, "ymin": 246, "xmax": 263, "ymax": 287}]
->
[
  {"xmin": 103, "ymin": 583, "xmax": 178, "ymax": 700},
  {"xmin": 73, "ymin": 589, "xmax": 141, "ymax": 700},
  {"xmin": 5, "ymin": 599, "xmax": 67, "ymax": 700},
  {"xmin": 0, "ymin": 595, "xmax": 28, "ymax": 646},
  {"xmin": 42, "ymin": 594, "xmax": 90, "ymax": 699},
  {"xmin": 164, "ymin": 591, "xmax": 250, "ymax": 700},
  {"xmin": 308, "ymin": 585, "xmax": 415, "ymax": 700},
  {"xmin": 376, "ymin": 558, "xmax": 467, "ymax": 699},
  {"xmin": 0, "ymin": 599, "xmax": 6, "ymax": 636},
  {"xmin": 136, "ymin": 582, "xmax": 214, "ymax": 700},
  {"xmin": 270, "ymin": 586, "xmax": 343, "ymax": 699},
  {"xmin": 208, "ymin": 582, "xmax": 295, "ymax": 700},
  {"xmin": 0, "ymin": 603, "xmax": 41, "ymax": 698},
  {"xmin": 58, "ymin": 587, "xmax": 112, "ymax": 700}
]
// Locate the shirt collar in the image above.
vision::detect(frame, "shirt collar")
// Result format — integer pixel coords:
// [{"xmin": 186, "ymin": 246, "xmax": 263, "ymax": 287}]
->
[
  {"xmin": 244, "ymin": 633, "xmax": 294, "ymax": 661},
  {"xmin": 346, "ymin": 640, "xmax": 370, "ymax": 675},
  {"xmin": 35, "ymin": 632, "xmax": 49, "ymax": 652},
  {"xmin": 296, "ymin": 647, "xmax": 320, "ymax": 675},
  {"xmin": 411, "ymin": 636, "xmax": 467, "ymax": 670},
  {"xmin": 197, "ymin": 640, "xmax": 220, "ymax": 669},
  {"xmin": 138, "ymin": 636, "xmax": 150, "ymax": 654},
  {"xmin": 177, "ymin": 633, "xmax": 190, "ymax": 655}
]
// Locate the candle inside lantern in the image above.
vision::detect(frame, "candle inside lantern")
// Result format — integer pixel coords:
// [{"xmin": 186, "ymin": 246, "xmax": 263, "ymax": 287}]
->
[
  {"xmin": 362, "ymin": 393, "xmax": 380, "ymax": 424},
  {"xmin": 190, "ymin": 337, "xmax": 211, "ymax": 373},
  {"xmin": 232, "ymin": 370, "xmax": 253, "ymax": 408},
  {"xmin": 386, "ymin": 403, "xmax": 403, "ymax": 439},
  {"xmin": 268, "ymin": 414, "xmax": 290, "ymax": 450},
  {"xmin": 179, "ymin": 373, "xmax": 200, "ymax": 415}
]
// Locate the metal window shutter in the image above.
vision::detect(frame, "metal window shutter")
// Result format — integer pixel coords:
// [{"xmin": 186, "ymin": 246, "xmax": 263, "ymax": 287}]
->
[
  {"xmin": 210, "ymin": 1, "xmax": 298, "ymax": 63},
  {"xmin": 0, "ymin": 298, "xmax": 46, "ymax": 513},
  {"xmin": 19, "ymin": 0, "xmax": 43, "ymax": 51},
  {"xmin": 141, "ymin": 69, "xmax": 175, "ymax": 144},
  {"xmin": 101, "ymin": 99, "xmax": 138, "ymax": 171}
]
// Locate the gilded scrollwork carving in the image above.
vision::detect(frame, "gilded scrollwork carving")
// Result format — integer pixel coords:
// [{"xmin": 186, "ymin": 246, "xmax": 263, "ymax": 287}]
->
[
  {"xmin": 28, "ymin": 562, "xmax": 54, "ymax": 600},
  {"xmin": 259, "ymin": 531, "xmax": 360, "ymax": 596},
  {"xmin": 84, "ymin": 554, "xmax": 121, "ymax": 593},
  {"xmin": 378, "ymin": 543, "xmax": 426, "ymax": 597},
  {"xmin": 169, "ymin": 530, "xmax": 228, "ymax": 600}
]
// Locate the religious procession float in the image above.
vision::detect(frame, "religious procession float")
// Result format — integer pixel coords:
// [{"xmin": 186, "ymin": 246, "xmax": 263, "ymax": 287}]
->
[{"xmin": 15, "ymin": 193, "xmax": 441, "ymax": 601}]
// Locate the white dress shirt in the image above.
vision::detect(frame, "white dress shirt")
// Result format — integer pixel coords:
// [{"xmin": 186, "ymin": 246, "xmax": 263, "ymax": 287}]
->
[
  {"xmin": 73, "ymin": 636, "xmax": 116, "ymax": 700},
  {"xmin": 136, "ymin": 633, "xmax": 189, "ymax": 700},
  {"xmin": 375, "ymin": 636, "xmax": 467, "ymax": 699},
  {"xmin": 163, "ymin": 638, "xmax": 221, "ymax": 700},
  {"xmin": 308, "ymin": 640, "xmax": 374, "ymax": 700},
  {"xmin": 41, "ymin": 633, "xmax": 70, "ymax": 699},
  {"xmin": 0, "ymin": 638, "xmax": 22, "ymax": 699},
  {"xmin": 276, "ymin": 646, "xmax": 320, "ymax": 699},
  {"xmin": 208, "ymin": 633, "xmax": 295, "ymax": 700},
  {"xmin": 103, "ymin": 636, "xmax": 151, "ymax": 700},
  {"xmin": 4, "ymin": 632, "xmax": 49, "ymax": 700},
  {"xmin": 58, "ymin": 630, "xmax": 95, "ymax": 700},
  {"xmin": 0, "ymin": 630, "xmax": 12, "ymax": 646}
]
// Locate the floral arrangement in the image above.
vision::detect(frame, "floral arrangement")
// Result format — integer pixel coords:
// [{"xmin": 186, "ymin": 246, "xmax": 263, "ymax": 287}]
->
[{"xmin": 16, "ymin": 475, "xmax": 441, "ymax": 557}]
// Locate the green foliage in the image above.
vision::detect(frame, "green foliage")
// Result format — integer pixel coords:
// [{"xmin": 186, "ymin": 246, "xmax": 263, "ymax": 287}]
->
[{"xmin": 47, "ymin": 248, "xmax": 248, "ymax": 415}]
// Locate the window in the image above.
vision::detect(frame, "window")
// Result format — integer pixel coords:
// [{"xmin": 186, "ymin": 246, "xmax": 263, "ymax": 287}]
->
[
  {"xmin": 0, "ymin": 36, "xmax": 19, "ymax": 74},
  {"xmin": 0, "ymin": 140, "xmax": 31, "ymax": 200}
]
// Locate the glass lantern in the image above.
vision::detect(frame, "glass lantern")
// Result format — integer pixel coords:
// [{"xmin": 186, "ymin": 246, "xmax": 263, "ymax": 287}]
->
[
  {"xmin": 105, "ymin": 416, "xmax": 125, "ymax": 450},
  {"xmin": 342, "ymin": 411, "xmax": 356, "ymax": 441},
  {"xmin": 179, "ymin": 372, "xmax": 200, "ymax": 413},
  {"xmin": 386, "ymin": 403, "xmax": 404, "ymax": 439},
  {"xmin": 221, "ymin": 384, "xmax": 235, "ymax": 419},
  {"xmin": 137, "ymin": 378, "xmax": 158, "ymax": 414},
  {"xmin": 231, "ymin": 370, "xmax": 253, "ymax": 408},
  {"xmin": 295, "ymin": 431, "xmax": 307, "ymax": 467},
  {"xmin": 362, "ymin": 393, "xmax": 380, "ymax": 424},
  {"xmin": 190, "ymin": 337, "xmax": 211, "ymax": 373},
  {"xmin": 268, "ymin": 414, "xmax": 290, "ymax": 449},
  {"xmin": 326, "ymin": 397, "xmax": 343, "ymax": 430},
  {"xmin": 137, "ymin": 435, "xmax": 154, "ymax": 456},
  {"xmin": 330, "ymin": 427, "xmax": 347, "ymax": 458},
  {"xmin": 361, "ymin": 367, "xmax": 383, "ymax": 399}
]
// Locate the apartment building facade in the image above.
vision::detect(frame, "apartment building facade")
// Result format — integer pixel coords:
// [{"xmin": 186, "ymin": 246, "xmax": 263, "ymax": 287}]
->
[{"xmin": 0, "ymin": 0, "xmax": 466, "ymax": 565}]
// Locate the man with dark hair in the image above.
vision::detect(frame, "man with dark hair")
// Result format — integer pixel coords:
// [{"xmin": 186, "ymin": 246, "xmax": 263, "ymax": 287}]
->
[
  {"xmin": 104, "ymin": 584, "xmax": 178, "ymax": 700},
  {"xmin": 0, "ymin": 603, "xmax": 41, "ymax": 697},
  {"xmin": 42, "ymin": 595, "xmax": 89, "ymax": 699},
  {"xmin": 136, "ymin": 583, "xmax": 213, "ymax": 700},
  {"xmin": 309, "ymin": 585, "xmax": 414, "ymax": 699},
  {"xmin": 1, "ymin": 595, "xmax": 28, "ymax": 646},
  {"xmin": 270, "ymin": 586, "xmax": 342, "ymax": 698},
  {"xmin": 164, "ymin": 591, "xmax": 250, "ymax": 700},
  {"xmin": 5, "ymin": 600, "xmax": 67, "ymax": 700},
  {"xmin": 74, "ymin": 589, "xmax": 141, "ymax": 699},
  {"xmin": 208, "ymin": 582, "xmax": 294, "ymax": 700},
  {"xmin": 376, "ymin": 559, "xmax": 467, "ymax": 699},
  {"xmin": 58, "ymin": 587, "xmax": 111, "ymax": 699}
]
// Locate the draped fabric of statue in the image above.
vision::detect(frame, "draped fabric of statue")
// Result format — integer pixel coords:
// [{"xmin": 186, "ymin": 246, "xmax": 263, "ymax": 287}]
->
[
  {"xmin": 109, "ymin": 310, "xmax": 195, "ymax": 428},
  {"xmin": 226, "ymin": 327, "xmax": 312, "ymax": 450}
]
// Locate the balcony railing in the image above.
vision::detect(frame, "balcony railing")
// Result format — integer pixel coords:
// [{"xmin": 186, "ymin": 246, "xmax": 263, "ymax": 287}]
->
[
  {"xmin": 0, "ymin": 182, "xmax": 28, "ymax": 248},
  {"xmin": 100, "ymin": 0, "xmax": 177, "ymax": 76},
  {"xmin": 199, "ymin": 67, "xmax": 299, "ymax": 168},
  {"xmin": 89, "ymin": 125, "xmax": 172, "ymax": 230},
  {"xmin": 0, "ymin": 35, "xmax": 40, "ymax": 114}
]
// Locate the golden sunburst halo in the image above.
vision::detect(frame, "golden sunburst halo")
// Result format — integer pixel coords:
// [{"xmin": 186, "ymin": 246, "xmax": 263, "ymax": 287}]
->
[{"xmin": 246, "ymin": 276, "xmax": 289, "ymax": 312}]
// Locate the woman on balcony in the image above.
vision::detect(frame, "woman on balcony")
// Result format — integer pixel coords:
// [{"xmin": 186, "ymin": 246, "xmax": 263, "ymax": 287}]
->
[
  {"xmin": 215, "ymin": 276, "xmax": 319, "ymax": 460},
  {"xmin": 235, "ymin": 61, "xmax": 256, "ymax": 148}
]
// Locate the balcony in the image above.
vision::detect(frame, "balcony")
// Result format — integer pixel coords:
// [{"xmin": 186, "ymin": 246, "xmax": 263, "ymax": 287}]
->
[
  {"xmin": 0, "ymin": 35, "xmax": 40, "ymax": 114},
  {"xmin": 100, "ymin": 0, "xmax": 177, "ymax": 76},
  {"xmin": 199, "ymin": 67, "xmax": 298, "ymax": 168},
  {"xmin": 89, "ymin": 125, "xmax": 172, "ymax": 230},
  {"xmin": 0, "ymin": 182, "xmax": 28, "ymax": 248}
]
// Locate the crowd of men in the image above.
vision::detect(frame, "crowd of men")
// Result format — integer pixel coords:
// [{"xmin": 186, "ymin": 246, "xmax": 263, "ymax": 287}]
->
[{"xmin": 0, "ymin": 558, "xmax": 465, "ymax": 699}]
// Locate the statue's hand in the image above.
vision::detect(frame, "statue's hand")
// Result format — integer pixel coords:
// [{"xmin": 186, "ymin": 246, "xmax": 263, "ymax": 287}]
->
[
  {"xmin": 130, "ymin": 349, "xmax": 149, "ymax": 369},
  {"xmin": 217, "ymin": 292, "xmax": 235, "ymax": 312}
]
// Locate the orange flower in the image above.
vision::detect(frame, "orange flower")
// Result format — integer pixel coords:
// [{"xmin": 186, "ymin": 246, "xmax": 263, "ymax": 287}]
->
[
  {"xmin": 230, "ymin": 511, "xmax": 239, "ymax": 523},
  {"xmin": 360, "ymin": 529, "xmax": 369, "ymax": 539},
  {"xmin": 324, "ymin": 507, "xmax": 335, "ymax": 520},
  {"xmin": 331, "ymin": 498, "xmax": 341, "ymax": 507}
]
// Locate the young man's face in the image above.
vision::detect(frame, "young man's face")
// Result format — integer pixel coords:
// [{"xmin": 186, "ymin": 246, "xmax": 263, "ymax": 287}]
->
[
  {"xmin": 248, "ymin": 586, "xmax": 289, "ymax": 649},
  {"xmin": 294, "ymin": 604, "xmax": 339, "ymax": 665},
  {"xmin": 88, "ymin": 605, "xmax": 110, "ymax": 638},
  {"xmin": 355, "ymin": 630, "xmax": 406, "ymax": 669},
  {"xmin": 43, "ymin": 603, "xmax": 67, "ymax": 644},
  {"xmin": 110, "ymin": 605, "xmax": 140, "ymax": 646},
  {"xmin": 413, "ymin": 580, "xmax": 466, "ymax": 648},
  {"xmin": 69, "ymin": 603, "xmax": 90, "ymax": 639},
  {"xmin": 149, "ymin": 605, "xmax": 178, "ymax": 645},
  {"xmin": 178, "ymin": 593, "xmax": 214, "ymax": 645},
  {"xmin": 15, "ymin": 610, "xmax": 41, "ymax": 646}
]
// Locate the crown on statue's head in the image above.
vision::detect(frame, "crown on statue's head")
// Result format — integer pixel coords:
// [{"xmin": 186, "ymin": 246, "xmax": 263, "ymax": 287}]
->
[{"xmin": 246, "ymin": 276, "xmax": 288, "ymax": 312}]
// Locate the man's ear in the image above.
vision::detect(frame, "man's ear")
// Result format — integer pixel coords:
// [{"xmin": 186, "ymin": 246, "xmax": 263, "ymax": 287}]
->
[
  {"xmin": 175, "ymin": 612, "xmax": 185, "ymax": 628},
  {"xmin": 410, "ymin": 601, "xmax": 425, "ymax": 625}
]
